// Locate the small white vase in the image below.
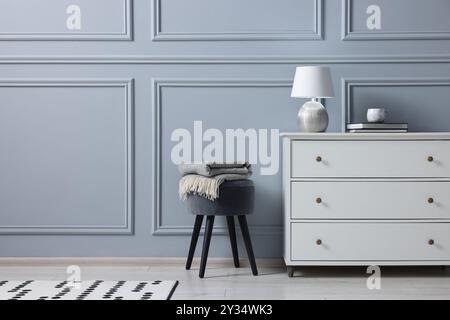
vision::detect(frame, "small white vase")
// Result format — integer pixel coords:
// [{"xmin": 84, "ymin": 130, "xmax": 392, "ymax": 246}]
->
[
  {"xmin": 367, "ymin": 108, "xmax": 386, "ymax": 123},
  {"xmin": 298, "ymin": 100, "xmax": 328, "ymax": 132}
]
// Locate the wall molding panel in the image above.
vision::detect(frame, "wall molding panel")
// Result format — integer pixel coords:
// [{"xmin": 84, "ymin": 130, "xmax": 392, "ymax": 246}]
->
[
  {"xmin": 342, "ymin": 77, "xmax": 450, "ymax": 131},
  {"xmin": 151, "ymin": 0, "xmax": 323, "ymax": 41},
  {"xmin": 1, "ymin": 55, "xmax": 450, "ymax": 64},
  {"xmin": 0, "ymin": 0, "xmax": 133, "ymax": 41},
  {"xmin": 342, "ymin": 0, "xmax": 450, "ymax": 41},
  {"xmin": 0, "ymin": 78, "xmax": 134, "ymax": 235},
  {"xmin": 151, "ymin": 78, "xmax": 288, "ymax": 236}
]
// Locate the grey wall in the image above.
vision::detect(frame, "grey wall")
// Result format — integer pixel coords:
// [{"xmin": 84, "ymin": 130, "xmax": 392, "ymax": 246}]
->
[{"xmin": 1, "ymin": 0, "xmax": 450, "ymax": 257}]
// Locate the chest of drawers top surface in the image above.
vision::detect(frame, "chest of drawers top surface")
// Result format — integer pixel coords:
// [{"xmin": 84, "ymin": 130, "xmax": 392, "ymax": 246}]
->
[{"xmin": 280, "ymin": 132, "xmax": 450, "ymax": 140}]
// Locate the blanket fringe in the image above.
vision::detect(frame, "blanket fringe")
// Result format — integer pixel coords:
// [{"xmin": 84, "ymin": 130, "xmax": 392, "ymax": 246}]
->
[{"xmin": 179, "ymin": 175, "xmax": 225, "ymax": 201}]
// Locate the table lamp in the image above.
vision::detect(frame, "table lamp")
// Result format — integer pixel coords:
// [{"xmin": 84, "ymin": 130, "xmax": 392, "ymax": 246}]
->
[{"xmin": 291, "ymin": 66, "xmax": 335, "ymax": 132}]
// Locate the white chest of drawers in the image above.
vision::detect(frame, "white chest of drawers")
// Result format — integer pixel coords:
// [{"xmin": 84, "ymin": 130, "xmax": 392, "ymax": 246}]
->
[{"xmin": 282, "ymin": 133, "xmax": 450, "ymax": 277}]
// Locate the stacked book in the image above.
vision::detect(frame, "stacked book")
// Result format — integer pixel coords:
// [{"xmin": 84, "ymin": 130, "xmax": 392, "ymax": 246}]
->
[{"xmin": 346, "ymin": 123, "xmax": 408, "ymax": 133}]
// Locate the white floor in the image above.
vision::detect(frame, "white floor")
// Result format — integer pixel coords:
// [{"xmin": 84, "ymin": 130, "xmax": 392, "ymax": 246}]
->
[{"xmin": 1, "ymin": 259, "xmax": 450, "ymax": 300}]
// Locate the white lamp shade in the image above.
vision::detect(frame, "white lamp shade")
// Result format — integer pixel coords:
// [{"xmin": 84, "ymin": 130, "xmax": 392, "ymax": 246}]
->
[{"xmin": 291, "ymin": 66, "xmax": 335, "ymax": 98}]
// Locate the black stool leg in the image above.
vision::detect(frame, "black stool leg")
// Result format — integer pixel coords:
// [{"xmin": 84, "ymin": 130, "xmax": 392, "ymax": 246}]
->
[
  {"xmin": 186, "ymin": 215, "xmax": 204, "ymax": 270},
  {"xmin": 226, "ymin": 216, "xmax": 239, "ymax": 268},
  {"xmin": 237, "ymin": 215, "xmax": 258, "ymax": 276},
  {"xmin": 199, "ymin": 216, "xmax": 215, "ymax": 278}
]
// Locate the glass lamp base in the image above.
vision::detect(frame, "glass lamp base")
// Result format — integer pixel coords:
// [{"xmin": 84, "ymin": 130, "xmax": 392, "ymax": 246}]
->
[{"xmin": 297, "ymin": 101, "xmax": 329, "ymax": 132}]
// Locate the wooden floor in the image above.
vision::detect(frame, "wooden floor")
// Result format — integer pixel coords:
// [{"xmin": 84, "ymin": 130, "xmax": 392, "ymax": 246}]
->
[{"xmin": 1, "ymin": 258, "xmax": 450, "ymax": 300}]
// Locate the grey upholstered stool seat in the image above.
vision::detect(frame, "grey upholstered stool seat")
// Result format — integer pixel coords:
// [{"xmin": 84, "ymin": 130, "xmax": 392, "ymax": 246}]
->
[
  {"xmin": 186, "ymin": 179, "xmax": 255, "ymax": 216},
  {"xmin": 185, "ymin": 180, "xmax": 258, "ymax": 278}
]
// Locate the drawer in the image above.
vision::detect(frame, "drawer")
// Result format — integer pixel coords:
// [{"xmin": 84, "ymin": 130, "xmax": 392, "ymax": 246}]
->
[
  {"xmin": 291, "ymin": 222, "xmax": 450, "ymax": 261},
  {"xmin": 291, "ymin": 140, "xmax": 450, "ymax": 178},
  {"xmin": 291, "ymin": 181, "xmax": 450, "ymax": 219}
]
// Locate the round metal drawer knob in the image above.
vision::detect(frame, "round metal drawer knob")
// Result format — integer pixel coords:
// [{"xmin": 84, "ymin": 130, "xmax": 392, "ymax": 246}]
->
[
  {"xmin": 428, "ymin": 197, "xmax": 434, "ymax": 204},
  {"xmin": 316, "ymin": 197, "xmax": 322, "ymax": 204},
  {"xmin": 428, "ymin": 239, "xmax": 435, "ymax": 245},
  {"xmin": 316, "ymin": 239, "xmax": 322, "ymax": 245},
  {"xmin": 428, "ymin": 156, "xmax": 434, "ymax": 162},
  {"xmin": 316, "ymin": 156, "xmax": 322, "ymax": 162}
]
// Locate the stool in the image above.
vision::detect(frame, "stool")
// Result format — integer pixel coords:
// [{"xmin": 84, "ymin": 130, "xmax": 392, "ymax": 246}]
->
[{"xmin": 185, "ymin": 179, "xmax": 258, "ymax": 278}]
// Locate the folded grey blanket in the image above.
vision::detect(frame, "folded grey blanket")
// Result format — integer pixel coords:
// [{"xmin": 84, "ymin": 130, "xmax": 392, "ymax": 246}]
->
[
  {"xmin": 178, "ymin": 161, "xmax": 252, "ymax": 177},
  {"xmin": 178, "ymin": 162, "xmax": 252, "ymax": 201}
]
